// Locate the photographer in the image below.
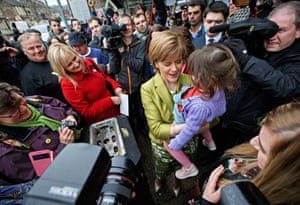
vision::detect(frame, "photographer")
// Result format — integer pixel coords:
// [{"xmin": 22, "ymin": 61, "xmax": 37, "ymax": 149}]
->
[
  {"xmin": 213, "ymin": 1, "xmax": 300, "ymax": 146},
  {"xmin": 88, "ymin": 16, "xmax": 102, "ymax": 48},
  {"xmin": 109, "ymin": 14, "xmax": 147, "ymax": 131},
  {"xmin": 0, "ymin": 34, "xmax": 27, "ymax": 88},
  {"xmin": 0, "ymin": 82, "xmax": 80, "ymax": 184}
]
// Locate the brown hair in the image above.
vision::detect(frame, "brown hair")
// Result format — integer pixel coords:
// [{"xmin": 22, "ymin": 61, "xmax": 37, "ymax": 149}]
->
[
  {"xmin": 170, "ymin": 26, "xmax": 195, "ymax": 60},
  {"xmin": 187, "ymin": 43, "xmax": 240, "ymax": 97},
  {"xmin": 0, "ymin": 83, "xmax": 21, "ymax": 114}
]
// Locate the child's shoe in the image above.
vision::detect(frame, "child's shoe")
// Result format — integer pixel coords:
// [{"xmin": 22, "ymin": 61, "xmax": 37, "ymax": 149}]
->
[
  {"xmin": 175, "ymin": 163, "xmax": 199, "ymax": 179},
  {"xmin": 202, "ymin": 139, "xmax": 217, "ymax": 151}
]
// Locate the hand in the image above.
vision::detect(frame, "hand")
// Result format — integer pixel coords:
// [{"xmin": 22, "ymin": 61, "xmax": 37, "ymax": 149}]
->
[
  {"xmin": 111, "ymin": 96, "xmax": 121, "ymax": 105},
  {"xmin": 114, "ymin": 87, "xmax": 123, "ymax": 97},
  {"xmin": 118, "ymin": 46, "xmax": 125, "ymax": 53},
  {"xmin": 222, "ymin": 38, "xmax": 250, "ymax": 69},
  {"xmin": 1, "ymin": 46, "xmax": 19, "ymax": 57},
  {"xmin": 202, "ymin": 165, "xmax": 225, "ymax": 204},
  {"xmin": 102, "ymin": 37, "xmax": 108, "ymax": 49},
  {"xmin": 58, "ymin": 127, "xmax": 75, "ymax": 144},
  {"xmin": 64, "ymin": 115, "xmax": 78, "ymax": 127}
]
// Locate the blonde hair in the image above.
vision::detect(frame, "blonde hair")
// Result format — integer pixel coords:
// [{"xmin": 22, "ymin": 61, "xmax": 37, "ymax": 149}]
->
[
  {"xmin": 149, "ymin": 30, "xmax": 189, "ymax": 71},
  {"xmin": 253, "ymin": 102, "xmax": 300, "ymax": 205},
  {"xmin": 47, "ymin": 43, "xmax": 79, "ymax": 87},
  {"xmin": 187, "ymin": 43, "xmax": 240, "ymax": 97}
]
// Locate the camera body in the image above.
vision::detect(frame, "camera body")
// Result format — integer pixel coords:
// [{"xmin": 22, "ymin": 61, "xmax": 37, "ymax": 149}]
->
[
  {"xmin": 100, "ymin": 7, "xmax": 127, "ymax": 50},
  {"xmin": 23, "ymin": 143, "xmax": 139, "ymax": 205},
  {"xmin": 61, "ymin": 119, "xmax": 76, "ymax": 130},
  {"xmin": 210, "ymin": 17, "xmax": 278, "ymax": 58}
]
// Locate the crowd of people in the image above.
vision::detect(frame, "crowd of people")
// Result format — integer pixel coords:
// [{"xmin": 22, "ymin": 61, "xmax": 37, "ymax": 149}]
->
[{"xmin": 0, "ymin": 0, "xmax": 300, "ymax": 204}]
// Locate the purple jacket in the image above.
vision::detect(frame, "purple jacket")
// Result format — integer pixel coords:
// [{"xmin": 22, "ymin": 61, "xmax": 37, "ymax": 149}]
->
[
  {"xmin": 170, "ymin": 88, "xmax": 226, "ymax": 151},
  {"xmin": 0, "ymin": 95, "xmax": 79, "ymax": 184}
]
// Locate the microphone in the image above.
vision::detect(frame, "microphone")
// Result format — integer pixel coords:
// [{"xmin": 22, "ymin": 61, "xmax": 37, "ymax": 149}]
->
[{"xmin": 209, "ymin": 24, "xmax": 230, "ymax": 33}]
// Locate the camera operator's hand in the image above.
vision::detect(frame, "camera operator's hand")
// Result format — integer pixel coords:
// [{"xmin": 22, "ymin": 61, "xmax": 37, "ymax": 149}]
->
[
  {"xmin": 222, "ymin": 38, "xmax": 251, "ymax": 69},
  {"xmin": 202, "ymin": 165, "xmax": 225, "ymax": 204},
  {"xmin": 102, "ymin": 37, "xmax": 108, "ymax": 49},
  {"xmin": 118, "ymin": 46, "xmax": 125, "ymax": 54}
]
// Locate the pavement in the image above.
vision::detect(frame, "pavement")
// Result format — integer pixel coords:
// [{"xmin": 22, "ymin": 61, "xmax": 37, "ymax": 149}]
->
[{"xmin": 130, "ymin": 129, "xmax": 226, "ymax": 205}]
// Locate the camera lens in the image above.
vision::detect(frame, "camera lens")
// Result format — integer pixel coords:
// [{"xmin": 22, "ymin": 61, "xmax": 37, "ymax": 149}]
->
[{"xmin": 97, "ymin": 156, "xmax": 139, "ymax": 205}]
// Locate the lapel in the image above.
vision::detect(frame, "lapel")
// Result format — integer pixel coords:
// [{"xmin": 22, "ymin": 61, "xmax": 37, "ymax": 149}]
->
[
  {"xmin": 152, "ymin": 73, "xmax": 192, "ymax": 108},
  {"xmin": 153, "ymin": 74, "xmax": 173, "ymax": 108}
]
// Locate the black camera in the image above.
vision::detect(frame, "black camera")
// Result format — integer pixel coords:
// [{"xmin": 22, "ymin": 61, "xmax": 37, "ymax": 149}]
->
[
  {"xmin": 97, "ymin": 156, "xmax": 139, "ymax": 205},
  {"xmin": 210, "ymin": 17, "xmax": 279, "ymax": 58},
  {"xmin": 23, "ymin": 143, "xmax": 139, "ymax": 205},
  {"xmin": 61, "ymin": 119, "xmax": 76, "ymax": 130},
  {"xmin": 100, "ymin": 8, "xmax": 127, "ymax": 50}
]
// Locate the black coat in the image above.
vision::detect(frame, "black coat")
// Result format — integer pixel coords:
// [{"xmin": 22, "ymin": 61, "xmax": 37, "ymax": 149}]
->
[{"xmin": 222, "ymin": 39, "xmax": 300, "ymax": 138}]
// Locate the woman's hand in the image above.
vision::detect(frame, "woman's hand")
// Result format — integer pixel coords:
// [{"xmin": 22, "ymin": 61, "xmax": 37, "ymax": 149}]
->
[
  {"xmin": 202, "ymin": 165, "xmax": 225, "ymax": 204},
  {"xmin": 64, "ymin": 115, "xmax": 78, "ymax": 127},
  {"xmin": 170, "ymin": 123, "xmax": 185, "ymax": 137},
  {"xmin": 111, "ymin": 96, "xmax": 121, "ymax": 105},
  {"xmin": 58, "ymin": 127, "xmax": 75, "ymax": 144},
  {"xmin": 114, "ymin": 87, "xmax": 123, "ymax": 97}
]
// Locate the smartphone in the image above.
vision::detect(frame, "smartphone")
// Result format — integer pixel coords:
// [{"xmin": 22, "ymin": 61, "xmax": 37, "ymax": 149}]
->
[{"xmin": 29, "ymin": 150, "xmax": 55, "ymax": 176}]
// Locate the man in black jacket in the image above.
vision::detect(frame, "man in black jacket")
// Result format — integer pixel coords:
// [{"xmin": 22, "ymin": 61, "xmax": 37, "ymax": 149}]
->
[
  {"xmin": 214, "ymin": 1, "xmax": 300, "ymax": 148},
  {"xmin": 18, "ymin": 31, "xmax": 66, "ymax": 103},
  {"xmin": 109, "ymin": 14, "xmax": 147, "ymax": 133}
]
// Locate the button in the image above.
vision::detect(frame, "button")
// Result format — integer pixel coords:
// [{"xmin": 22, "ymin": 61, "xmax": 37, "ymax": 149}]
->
[{"xmin": 45, "ymin": 138, "xmax": 51, "ymax": 144}]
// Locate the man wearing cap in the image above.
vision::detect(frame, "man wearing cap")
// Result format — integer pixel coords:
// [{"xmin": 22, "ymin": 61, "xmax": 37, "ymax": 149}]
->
[{"xmin": 68, "ymin": 31, "xmax": 109, "ymax": 66}]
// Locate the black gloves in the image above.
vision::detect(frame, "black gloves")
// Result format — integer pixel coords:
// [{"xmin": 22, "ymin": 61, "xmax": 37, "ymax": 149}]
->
[{"xmin": 222, "ymin": 38, "xmax": 251, "ymax": 69}]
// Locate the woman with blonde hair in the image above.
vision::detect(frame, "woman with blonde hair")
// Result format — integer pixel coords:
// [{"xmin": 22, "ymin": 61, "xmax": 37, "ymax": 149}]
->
[{"xmin": 47, "ymin": 43, "xmax": 122, "ymax": 125}]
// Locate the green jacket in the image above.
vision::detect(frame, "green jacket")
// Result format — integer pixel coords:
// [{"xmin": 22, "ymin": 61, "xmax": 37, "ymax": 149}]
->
[{"xmin": 140, "ymin": 73, "xmax": 192, "ymax": 144}]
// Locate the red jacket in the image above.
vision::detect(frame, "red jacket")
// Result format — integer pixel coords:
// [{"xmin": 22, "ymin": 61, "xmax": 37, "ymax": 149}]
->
[{"xmin": 61, "ymin": 58, "xmax": 121, "ymax": 124}]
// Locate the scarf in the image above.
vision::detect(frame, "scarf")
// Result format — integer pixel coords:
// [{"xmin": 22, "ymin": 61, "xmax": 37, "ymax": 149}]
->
[{"xmin": 0, "ymin": 104, "xmax": 81, "ymax": 139}]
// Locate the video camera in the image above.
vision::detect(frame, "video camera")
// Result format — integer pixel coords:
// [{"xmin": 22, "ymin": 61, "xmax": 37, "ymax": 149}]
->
[
  {"xmin": 100, "ymin": 8, "xmax": 127, "ymax": 50},
  {"xmin": 210, "ymin": 17, "xmax": 278, "ymax": 58},
  {"xmin": 22, "ymin": 143, "xmax": 140, "ymax": 205}
]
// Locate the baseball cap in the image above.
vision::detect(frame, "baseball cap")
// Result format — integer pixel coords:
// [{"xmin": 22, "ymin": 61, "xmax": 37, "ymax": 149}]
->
[{"xmin": 68, "ymin": 31, "xmax": 86, "ymax": 46}]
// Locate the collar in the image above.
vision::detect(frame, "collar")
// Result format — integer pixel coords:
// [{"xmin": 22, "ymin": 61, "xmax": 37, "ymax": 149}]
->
[
  {"xmin": 80, "ymin": 47, "xmax": 91, "ymax": 58},
  {"xmin": 205, "ymin": 32, "xmax": 222, "ymax": 44},
  {"xmin": 190, "ymin": 24, "xmax": 203, "ymax": 39}
]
